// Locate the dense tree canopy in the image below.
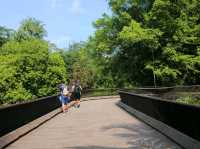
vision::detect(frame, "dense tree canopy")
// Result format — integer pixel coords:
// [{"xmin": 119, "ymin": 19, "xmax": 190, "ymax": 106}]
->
[
  {"xmin": 0, "ymin": 26, "xmax": 14, "ymax": 47},
  {"xmin": 0, "ymin": 18, "xmax": 66, "ymax": 104},
  {"xmin": 14, "ymin": 17, "xmax": 47, "ymax": 41},
  {"xmin": 91, "ymin": 0, "xmax": 200, "ymax": 87},
  {"xmin": 0, "ymin": 0, "xmax": 200, "ymax": 104},
  {"xmin": 0, "ymin": 39, "xmax": 67, "ymax": 104}
]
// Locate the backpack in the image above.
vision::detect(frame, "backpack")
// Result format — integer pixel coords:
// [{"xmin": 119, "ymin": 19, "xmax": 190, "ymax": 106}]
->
[{"xmin": 74, "ymin": 85, "xmax": 81, "ymax": 93}]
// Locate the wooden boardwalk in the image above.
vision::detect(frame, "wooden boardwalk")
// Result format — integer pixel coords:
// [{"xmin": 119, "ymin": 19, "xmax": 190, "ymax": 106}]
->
[{"xmin": 6, "ymin": 98, "xmax": 181, "ymax": 149}]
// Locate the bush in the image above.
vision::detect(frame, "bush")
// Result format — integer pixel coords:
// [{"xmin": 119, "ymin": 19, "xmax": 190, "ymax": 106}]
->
[{"xmin": 176, "ymin": 96, "xmax": 200, "ymax": 106}]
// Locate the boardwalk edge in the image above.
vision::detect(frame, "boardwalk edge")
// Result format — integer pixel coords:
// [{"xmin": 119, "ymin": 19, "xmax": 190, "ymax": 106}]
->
[
  {"xmin": 117, "ymin": 101, "xmax": 200, "ymax": 149},
  {"xmin": 0, "ymin": 108, "xmax": 61, "ymax": 149}
]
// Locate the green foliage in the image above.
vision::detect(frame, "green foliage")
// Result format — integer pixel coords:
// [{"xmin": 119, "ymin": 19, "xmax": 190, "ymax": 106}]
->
[
  {"xmin": 0, "ymin": 17, "xmax": 68, "ymax": 104},
  {"xmin": 176, "ymin": 96, "xmax": 200, "ymax": 106},
  {"xmin": 83, "ymin": 89, "xmax": 118, "ymax": 97},
  {"xmin": 41, "ymin": 52, "xmax": 67, "ymax": 96},
  {"xmin": 0, "ymin": 38, "xmax": 67, "ymax": 104},
  {"xmin": 4, "ymin": 83, "xmax": 33, "ymax": 104},
  {"xmin": 60, "ymin": 42, "xmax": 98, "ymax": 88},
  {"xmin": 14, "ymin": 17, "xmax": 47, "ymax": 41},
  {"xmin": 0, "ymin": 26, "xmax": 14, "ymax": 47},
  {"xmin": 92, "ymin": 0, "xmax": 200, "ymax": 87}
]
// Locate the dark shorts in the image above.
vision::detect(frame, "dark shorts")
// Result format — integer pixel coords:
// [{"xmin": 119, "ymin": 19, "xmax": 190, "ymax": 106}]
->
[
  {"xmin": 59, "ymin": 95, "xmax": 70, "ymax": 105},
  {"xmin": 70, "ymin": 92, "xmax": 76, "ymax": 101},
  {"xmin": 74, "ymin": 93, "xmax": 81, "ymax": 100}
]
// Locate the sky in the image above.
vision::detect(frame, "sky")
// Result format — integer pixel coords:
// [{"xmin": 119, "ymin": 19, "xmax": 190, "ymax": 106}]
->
[{"xmin": 0, "ymin": 0, "xmax": 111, "ymax": 48}]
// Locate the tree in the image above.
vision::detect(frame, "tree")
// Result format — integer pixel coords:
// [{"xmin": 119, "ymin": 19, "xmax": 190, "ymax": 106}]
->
[
  {"xmin": 38, "ymin": 52, "xmax": 67, "ymax": 96},
  {"xmin": 0, "ymin": 26, "xmax": 14, "ymax": 47},
  {"xmin": 59, "ymin": 41, "xmax": 100, "ymax": 88},
  {"xmin": 14, "ymin": 17, "xmax": 47, "ymax": 41},
  {"xmin": 0, "ymin": 39, "xmax": 67, "ymax": 104},
  {"xmin": 91, "ymin": 0, "xmax": 200, "ymax": 87}
]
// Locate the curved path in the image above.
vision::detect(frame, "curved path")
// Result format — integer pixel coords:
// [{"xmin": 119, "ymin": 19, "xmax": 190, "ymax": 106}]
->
[{"xmin": 6, "ymin": 98, "xmax": 181, "ymax": 149}]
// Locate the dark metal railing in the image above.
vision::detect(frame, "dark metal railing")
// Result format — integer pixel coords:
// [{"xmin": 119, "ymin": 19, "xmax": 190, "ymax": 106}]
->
[
  {"xmin": 0, "ymin": 96, "xmax": 59, "ymax": 137},
  {"xmin": 119, "ymin": 91, "xmax": 200, "ymax": 142},
  {"xmin": 0, "ymin": 86, "xmax": 199, "ymax": 137}
]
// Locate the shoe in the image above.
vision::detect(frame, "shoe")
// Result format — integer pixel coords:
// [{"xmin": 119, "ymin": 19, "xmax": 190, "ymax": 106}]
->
[{"xmin": 63, "ymin": 109, "xmax": 68, "ymax": 113}]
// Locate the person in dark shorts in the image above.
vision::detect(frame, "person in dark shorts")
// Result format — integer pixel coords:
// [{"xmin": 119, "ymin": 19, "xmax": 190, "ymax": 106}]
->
[{"xmin": 74, "ymin": 80, "xmax": 82, "ymax": 108}]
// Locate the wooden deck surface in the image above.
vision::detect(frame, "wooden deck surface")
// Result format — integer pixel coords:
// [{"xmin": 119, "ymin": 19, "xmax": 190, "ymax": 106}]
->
[{"xmin": 6, "ymin": 98, "xmax": 181, "ymax": 149}]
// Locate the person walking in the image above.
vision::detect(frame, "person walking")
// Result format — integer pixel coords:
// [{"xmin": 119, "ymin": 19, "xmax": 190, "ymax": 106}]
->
[
  {"xmin": 58, "ymin": 83, "xmax": 70, "ymax": 113},
  {"xmin": 74, "ymin": 80, "xmax": 82, "ymax": 108}
]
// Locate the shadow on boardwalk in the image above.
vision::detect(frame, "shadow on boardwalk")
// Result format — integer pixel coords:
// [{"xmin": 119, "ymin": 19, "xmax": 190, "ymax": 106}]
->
[
  {"xmin": 102, "ymin": 123, "xmax": 181, "ymax": 149},
  {"xmin": 65, "ymin": 123, "xmax": 181, "ymax": 149}
]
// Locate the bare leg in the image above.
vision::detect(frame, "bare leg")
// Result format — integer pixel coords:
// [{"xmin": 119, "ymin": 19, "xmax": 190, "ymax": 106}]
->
[
  {"xmin": 61, "ymin": 104, "xmax": 69, "ymax": 113},
  {"xmin": 61, "ymin": 104, "xmax": 66, "ymax": 113},
  {"xmin": 76, "ymin": 100, "xmax": 80, "ymax": 107},
  {"xmin": 68, "ymin": 101, "xmax": 77, "ymax": 108}
]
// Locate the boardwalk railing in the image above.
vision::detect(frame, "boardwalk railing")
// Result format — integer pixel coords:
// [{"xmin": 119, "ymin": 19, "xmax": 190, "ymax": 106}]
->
[
  {"xmin": 119, "ymin": 91, "xmax": 200, "ymax": 149},
  {"xmin": 0, "ymin": 96, "xmax": 60, "ymax": 137},
  {"xmin": 82, "ymin": 88, "xmax": 119, "ymax": 97},
  {"xmin": 0, "ymin": 86, "xmax": 199, "ymax": 148},
  {"xmin": 121, "ymin": 85, "xmax": 200, "ymax": 101},
  {"xmin": 0, "ymin": 89, "xmax": 120, "ymax": 138}
]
